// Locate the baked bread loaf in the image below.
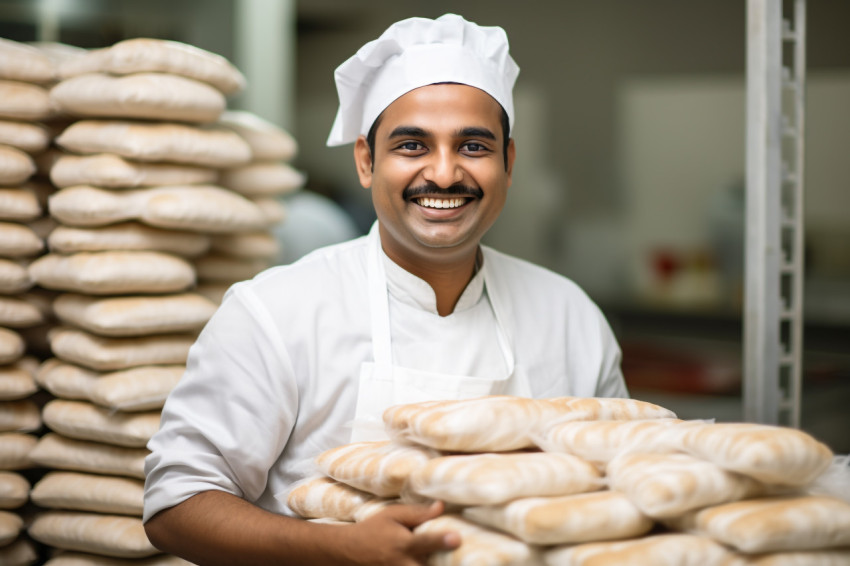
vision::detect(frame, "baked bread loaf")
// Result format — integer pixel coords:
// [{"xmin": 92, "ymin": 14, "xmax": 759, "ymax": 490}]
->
[
  {"xmin": 42, "ymin": 551, "xmax": 193, "ymax": 565},
  {"xmin": 542, "ymin": 396, "xmax": 677, "ymax": 421},
  {"xmin": 0, "ymin": 432, "xmax": 37, "ymax": 470},
  {"xmin": 42, "ymin": 399, "xmax": 160, "ymax": 447},
  {"xmin": 0, "ymin": 470, "xmax": 29, "ymax": 509},
  {"xmin": 56, "ymin": 120, "xmax": 252, "ymax": 168},
  {"xmin": 727, "ymin": 549, "xmax": 850, "ymax": 565},
  {"xmin": 50, "ymin": 153, "xmax": 217, "ymax": 189},
  {"xmin": 29, "ymin": 433, "xmax": 148, "ymax": 479},
  {"xmin": 53, "ymin": 292, "xmax": 217, "ymax": 337},
  {"xmin": 48, "ymin": 326, "xmax": 194, "ymax": 371},
  {"xmin": 542, "ymin": 533, "xmax": 733, "ymax": 566},
  {"xmin": 28, "ymin": 511, "xmax": 158, "ymax": 558},
  {"xmin": 408, "ymin": 451, "xmax": 602, "ymax": 506},
  {"xmin": 415, "ymin": 515, "xmax": 541, "ymax": 566},
  {"xmin": 607, "ymin": 451, "xmax": 766, "ymax": 518},
  {"xmin": 0, "ymin": 80, "xmax": 52, "ymax": 121},
  {"xmin": 0, "ymin": 144, "xmax": 36, "ymax": 185},
  {"xmin": 668, "ymin": 495, "xmax": 850, "ymax": 553},
  {"xmin": 48, "ymin": 184, "xmax": 269, "ymax": 232},
  {"xmin": 47, "ymin": 222, "xmax": 211, "ymax": 257},
  {"xmin": 674, "ymin": 422, "xmax": 834, "ymax": 486},
  {"xmin": 0, "ymin": 185, "xmax": 43, "ymax": 222},
  {"xmin": 29, "ymin": 251, "xmax": 196, "ymax": 295},
  {"xmin": 0, "ymin": 38, "xmax": 56, "ymax": 83},
  {"xmin": 285, "ymin": 476, "xmax": 374, "ymax": 522},
  {"xmin": 464, "ymin": 490, "xmax": 653, "ymax": 545},
  {"xmin": 384, "ymin": 396, "xmax": 550, "ymax": 452},
  {"xmin": 0, "ymin": 120, "xmax": 51, "ymax": 154},
  {"xmin": 316, "ymin": 440, "xmax": 438, "ymax": 497},
  {"xmin": 49, "ymin": 72, "xmax": 226, "ymax": 123},
  {"xmin": 31, "ymin": 471, "xmax": 144, "ymax": 516},
  {"xmin": 57, "ymin": 38, "xmax": 246, "ymax": 95},
  {"xmin": 217, "ymin": 110, "xmax": 297, "ymax": 161}
]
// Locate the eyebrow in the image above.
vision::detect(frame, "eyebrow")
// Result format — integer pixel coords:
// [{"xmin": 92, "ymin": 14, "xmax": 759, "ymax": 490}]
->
[{"xmin": 387, "ymin": 125, "xmax": 497, "ymax": 140}]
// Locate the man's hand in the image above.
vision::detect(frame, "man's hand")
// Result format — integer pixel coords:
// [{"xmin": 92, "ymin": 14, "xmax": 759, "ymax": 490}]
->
[{"xmin": 342, "ymin": 501, "xmax": 461, "ymax": 566}]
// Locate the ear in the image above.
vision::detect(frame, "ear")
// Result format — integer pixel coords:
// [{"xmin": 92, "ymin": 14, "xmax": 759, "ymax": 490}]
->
[
  {"xmin": 354, "ymin": 135, "xmax": 373, "ymax": 189},
  {"xmin": 505, "ymin": 138, "xmax": 516, "ymax": 188}
]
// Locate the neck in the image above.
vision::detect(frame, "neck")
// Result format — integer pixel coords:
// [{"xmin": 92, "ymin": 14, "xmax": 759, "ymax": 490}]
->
[{"xmin": 379, "ymin": 230, "xmax": 480, "ymax": 317}]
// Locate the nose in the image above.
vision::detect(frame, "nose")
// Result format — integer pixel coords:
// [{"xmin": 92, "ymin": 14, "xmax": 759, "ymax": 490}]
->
[{"xmin": 422, "ymin": 148, "xmax": 463, "ymax": 188}]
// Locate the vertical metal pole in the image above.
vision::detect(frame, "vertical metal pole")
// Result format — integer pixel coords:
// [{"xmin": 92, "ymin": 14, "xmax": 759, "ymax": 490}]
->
[
  {"xmin": 234, "ymin": 0, "xmax": 297, "ymax": 133},
  {"xmin": 745, "ymin": 0, "xmax": 806, "ymax": 427},
  {"xmin": 744, "ymin": 0, "xmax": 783, "ymax": 424}
]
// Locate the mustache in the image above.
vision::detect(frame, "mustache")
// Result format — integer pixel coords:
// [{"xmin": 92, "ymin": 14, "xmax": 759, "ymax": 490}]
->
[{"xmin": 402, "ymin": 183, "xmax": 484, "ymax": 201}]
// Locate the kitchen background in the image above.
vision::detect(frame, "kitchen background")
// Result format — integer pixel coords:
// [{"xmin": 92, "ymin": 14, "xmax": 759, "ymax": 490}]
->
[{"xmin": 2, "ymin": 0, "xmax": 848, "ymax": 452}]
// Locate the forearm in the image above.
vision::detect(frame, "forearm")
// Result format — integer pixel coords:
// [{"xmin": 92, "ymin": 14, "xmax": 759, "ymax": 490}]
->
[{"xmin": 144, "ymin": 490, "xmax": 355, "ymax": 566}]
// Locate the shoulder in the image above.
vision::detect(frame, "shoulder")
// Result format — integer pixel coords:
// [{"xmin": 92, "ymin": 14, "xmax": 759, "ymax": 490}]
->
[{"xmin": 483, "ymin": 246, "xmax": 598, "ymax": 308}]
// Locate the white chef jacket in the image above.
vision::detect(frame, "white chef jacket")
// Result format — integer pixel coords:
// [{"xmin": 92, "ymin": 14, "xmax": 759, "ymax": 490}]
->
[{"xmin": 143, "ymin": 228, "xmax": 627, "ymax": 522}]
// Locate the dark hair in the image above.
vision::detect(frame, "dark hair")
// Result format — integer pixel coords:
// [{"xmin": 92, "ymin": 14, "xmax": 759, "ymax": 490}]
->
[{"xmin": 366, "ymin": 105, "xmax": 511, "ymax": 171}]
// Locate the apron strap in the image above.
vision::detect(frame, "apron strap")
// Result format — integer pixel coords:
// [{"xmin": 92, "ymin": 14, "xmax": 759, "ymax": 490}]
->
[{"xmin": 367, "ymin": 222, "xmax": 515, "ymax": 376}]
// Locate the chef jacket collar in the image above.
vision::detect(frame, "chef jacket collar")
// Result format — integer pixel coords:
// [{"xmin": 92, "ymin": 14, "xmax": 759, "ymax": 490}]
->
[{"xmin": 380, "ymin": 247, "xmax": 486, "ymax": 315}]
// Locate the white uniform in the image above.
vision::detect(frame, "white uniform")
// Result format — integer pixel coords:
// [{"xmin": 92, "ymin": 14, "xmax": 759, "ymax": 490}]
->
[{"xmin": 143, "ymin": 223, "xmax": 627, "ymax": 522}]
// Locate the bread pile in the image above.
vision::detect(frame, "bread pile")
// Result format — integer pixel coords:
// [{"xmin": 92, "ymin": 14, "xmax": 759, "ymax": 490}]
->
[
  {"xmin": 0, "ymin": 37, "xmax": 65, "ymax": 566},
  {"xmin": 284, "ymin": 395, "xmax": 850, "ymax": 566},
  {"xmin": 0, "ymin": 36, "xmax": 288, "ymax": 565}
]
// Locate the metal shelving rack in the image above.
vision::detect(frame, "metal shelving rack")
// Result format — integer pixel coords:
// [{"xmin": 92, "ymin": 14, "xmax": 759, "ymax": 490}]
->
[{"xmin": 744, "ymin": 0, "xmax": 806, "ymax": 427}]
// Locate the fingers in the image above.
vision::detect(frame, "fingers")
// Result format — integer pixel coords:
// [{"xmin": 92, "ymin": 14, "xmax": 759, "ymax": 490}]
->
[
  {"xmin": 409, "ymin": 529, "xmax": 462, "ymax": 557},
  {"xmin": 383, "ymin": 500, "xmax": 445, "ymax": 529}
]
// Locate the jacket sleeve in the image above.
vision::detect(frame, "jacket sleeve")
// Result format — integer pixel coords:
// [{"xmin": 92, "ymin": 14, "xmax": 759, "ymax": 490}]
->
[{"xmin": 143, "ymin": 284, "xmax": 298, "ymax": 523}]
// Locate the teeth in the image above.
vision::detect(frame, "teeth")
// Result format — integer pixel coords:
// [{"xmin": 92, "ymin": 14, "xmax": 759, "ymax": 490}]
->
[{"xmin": 417, "ymin": 197, "xmax": 466, "ymax": 209}]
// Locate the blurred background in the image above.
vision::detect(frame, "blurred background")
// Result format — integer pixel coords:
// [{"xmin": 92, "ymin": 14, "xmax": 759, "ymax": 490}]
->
[{"xmin": 2, "ymin": 0, "xmax": 848, "ymax": 451}]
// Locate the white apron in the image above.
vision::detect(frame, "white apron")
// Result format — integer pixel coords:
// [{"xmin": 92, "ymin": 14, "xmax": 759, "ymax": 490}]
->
[{"xmin": 350, "ymin": 227, "xmax": 532, "ymax": 442}]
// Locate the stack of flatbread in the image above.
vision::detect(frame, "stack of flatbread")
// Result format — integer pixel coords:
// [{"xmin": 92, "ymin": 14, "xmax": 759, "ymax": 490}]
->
[
  {"xmin": 194, "ymin": 110, "xmax": 304, "ymax": 303},
  {"xmin": 0, "ymin": 37, "xmax": 67, "ymax": 566},
  {"xmin": 19, "ymin": 37, "xmax": 261, "ymax": 565},
  {"xmin": 282, "ymin": 395, "xmax": 849, "ymax": 566}
]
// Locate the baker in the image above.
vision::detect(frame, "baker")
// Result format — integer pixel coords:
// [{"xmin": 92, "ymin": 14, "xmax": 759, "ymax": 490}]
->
[{"xmin": 143, "ymin": 13, "xmax": 628, "ymax": 565}]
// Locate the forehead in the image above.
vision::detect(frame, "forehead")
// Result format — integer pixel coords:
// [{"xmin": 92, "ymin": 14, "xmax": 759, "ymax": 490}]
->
[{"xmin": 376, "ymin": 83, "xmax": 503, "ymax": 137}]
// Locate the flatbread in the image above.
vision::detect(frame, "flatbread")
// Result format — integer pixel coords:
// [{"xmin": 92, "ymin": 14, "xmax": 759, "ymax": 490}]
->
[
  {"xmin": 56, "ymin": 120, "xmax": 252, "ymax": 167},
  {"xmin": 0, "ymin": 80, "xmax": 52, "ymax": 121},
  {"xmin": 29, "ymin": 251, "xmax": 196, "ymax": 295},
  {"xmin": 49, "ymin": 184, "xmax": 269, "ymax": 232},
  {"xmin": 50, "ymin": 72, "xmax": 226, "ymax": 123},
  {"xmin": 31, "ymin": 471, "xmax": 144, "ymax": 516},
  {"xmin": 217, "ymin": 110, "xmax": 296, "ymax": 160},
  {"xmin": 0, "ymin": 119, "xmax": 51, "ymax": 154},
  {"xmin": 58, "ymin": 38, "xmax": 245, "ymax": 95},
  {"xmin": 42, "ymin": 399, "xmax": 160, "ymax": 447},
  {"xmin": 53, "ymin": 292, "xmax": 217, "ymax": 337},
  {"xmin": 0, "ymin": 37, "xmax": 56, "ymax": 83},
  {"xmin": 47, "ymin": 222, "xmax": 210, "ymax": 257},
  {"xmin": 50, "ymin": 153, "xmax": 218, "ymax": 189},
  {"xmin": 48, "ymin": 326, "xmax": 194, "ymax": 371},
  {"xmin": 0, "ymin": 144, "xmax": 36, "ymax": 185}
]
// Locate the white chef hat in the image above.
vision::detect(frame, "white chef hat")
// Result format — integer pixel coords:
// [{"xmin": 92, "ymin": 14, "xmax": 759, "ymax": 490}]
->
[{"xmin": 326, "ymin": 13, "xmax": 520, "ymax": 147}]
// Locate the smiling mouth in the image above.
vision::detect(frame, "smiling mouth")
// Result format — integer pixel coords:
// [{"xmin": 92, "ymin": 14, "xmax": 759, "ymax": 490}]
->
[{"xmin": 415, "ymin": 197, "xmax": 470, "ymax": 209}]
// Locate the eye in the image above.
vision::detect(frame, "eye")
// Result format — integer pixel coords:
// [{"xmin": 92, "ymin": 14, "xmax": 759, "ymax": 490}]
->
[
  {"xmin": 396, "ymin": 141, "xmax": 424, "ymax": 152},
  {"xmin": 461, "ymin": 142, "xmax": 490, "ymax": 154}
]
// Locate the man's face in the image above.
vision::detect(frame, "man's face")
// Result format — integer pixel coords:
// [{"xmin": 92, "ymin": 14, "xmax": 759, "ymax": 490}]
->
[{"xmin": 354, "ymin": 83, "xmax": 515, "ymax": 270}]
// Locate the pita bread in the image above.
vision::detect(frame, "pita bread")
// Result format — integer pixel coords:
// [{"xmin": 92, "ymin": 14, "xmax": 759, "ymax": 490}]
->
[
  {"xmin": 29, "ymin": 251, "xmax": 196, "ymax": 295},
  {"xmin": 58, "ymin": 38, "xmax": 245, "ymax": 95},
  {"xmin": 50, "ymin": 72, "xmax": 226, "ymax": 123},
  {"xmin": 50, "ymin": 153, "xmax": 217, "ymax": 189},
  {"xmin": 0, "ymin": 80, "xmax": 52, "ymax": 121},
  {"xmin": 0, "ymin": 119, "xmax": 51, "ymax": 154},
  {"xmin": 47, "ymin": 222, "xmax": 210, "ymax": 257},
  {"xmin": 56, "ymin": 120, "xmax": 252, "ymax": 167}
]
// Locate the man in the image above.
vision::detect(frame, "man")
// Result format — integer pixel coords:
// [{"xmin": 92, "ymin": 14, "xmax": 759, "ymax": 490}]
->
[{"xmin": 144, "ymin": 13, "xmax": 627, "ymax": 565}]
